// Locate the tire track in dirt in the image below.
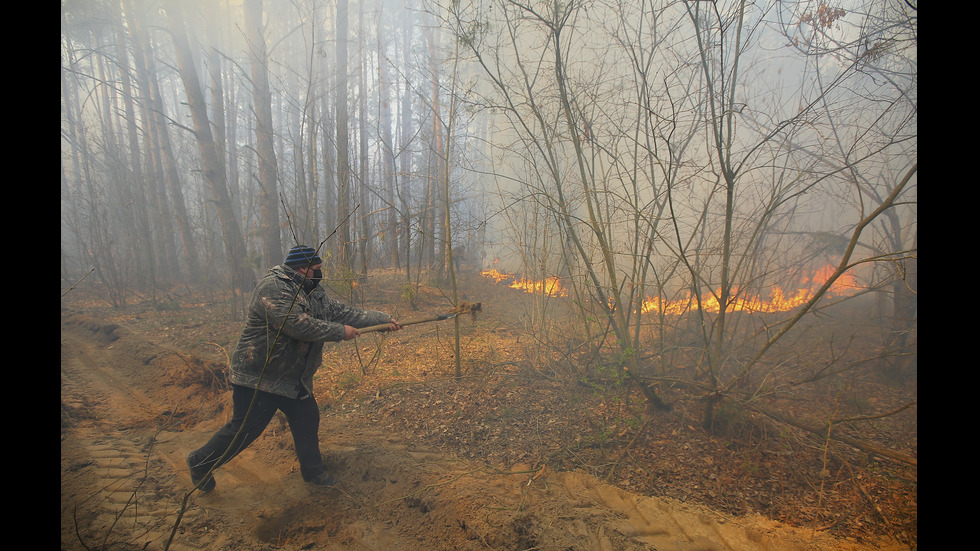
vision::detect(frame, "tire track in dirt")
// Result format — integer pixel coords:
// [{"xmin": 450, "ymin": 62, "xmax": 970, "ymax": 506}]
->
[
  {"xmin": 61, "ymin": 314, "xmax": 221, "ymax": 551},
  {"xmin": 66, "ymin": 432, "xmax": 210, "ymax": 548},
  {"xmin": 61, "ymin": 309, "xmax": 452, "ymax": 551}
]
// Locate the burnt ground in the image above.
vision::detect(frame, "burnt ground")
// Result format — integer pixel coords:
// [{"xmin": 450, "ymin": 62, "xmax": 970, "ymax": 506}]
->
[{"xmin": 60, "ymin": 269, "xmax": 916, "ymax": 550}]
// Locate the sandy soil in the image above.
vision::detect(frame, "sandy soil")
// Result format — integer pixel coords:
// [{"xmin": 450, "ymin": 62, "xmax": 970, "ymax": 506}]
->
[{"xmin": 61, "ymin": 277, "xmax": 913, "ymax": 551}]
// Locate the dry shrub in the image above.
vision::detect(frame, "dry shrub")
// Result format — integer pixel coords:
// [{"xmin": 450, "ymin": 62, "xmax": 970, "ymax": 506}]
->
[{"xmin": 163, "ymin": 353, "xmax": 228, "ymax": 390}]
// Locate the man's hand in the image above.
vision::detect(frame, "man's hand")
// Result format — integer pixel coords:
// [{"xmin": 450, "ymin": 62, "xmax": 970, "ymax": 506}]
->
[{"xmin": 345, "ymin": 319, "xmax": 400, "ymax": 340}]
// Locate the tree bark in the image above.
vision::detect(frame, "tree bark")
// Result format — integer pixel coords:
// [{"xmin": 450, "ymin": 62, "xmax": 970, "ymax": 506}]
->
[
  {"xmin": 358, "ymin": 0, "xmax": 371, "ymax": 278},
  {"xmin": 114, "ymin": 0, "xmax": 154, "ymax": 292},
  {"xmin": 124, "ymin": 0, "xmax": 187, "ymax": 282},
  {"xmin": 398, "ymin": 4, "xmax": 415, "ymax": 275},
  {"xmin": 244, "ymin": 0, "xmax": 283, "ymax": 267},
  {"xmin": 164, "ymin": 0, "xmax": 252, "ymax": 288},
  {"xmin": 424, "ymin": 21, "xmax": 442, "ymax": 274},
  {"xmin": 336, "ymin": 0, "xmax": 354, "ymax": 270},
  {"xmin": 377, "ymin": 10, "xmax": 398, "ymax": 269}
]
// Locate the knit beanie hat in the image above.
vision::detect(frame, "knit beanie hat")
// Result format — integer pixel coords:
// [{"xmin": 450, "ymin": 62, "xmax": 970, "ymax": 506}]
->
[{"xmin": 284, "ymin": 245, "xmax": 322, "ymax": 269}]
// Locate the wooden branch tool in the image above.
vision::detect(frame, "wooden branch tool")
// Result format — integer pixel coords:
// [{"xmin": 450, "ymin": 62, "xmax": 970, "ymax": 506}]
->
[{"xmin": 358, "ymin": 301, "xmax": 482, "ymax": 334}]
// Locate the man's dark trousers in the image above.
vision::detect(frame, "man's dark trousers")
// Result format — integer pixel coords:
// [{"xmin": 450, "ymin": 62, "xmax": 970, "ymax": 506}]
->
[{"xmin": 187, "ymin": 384, "xmax": 326, "ymax": 482}]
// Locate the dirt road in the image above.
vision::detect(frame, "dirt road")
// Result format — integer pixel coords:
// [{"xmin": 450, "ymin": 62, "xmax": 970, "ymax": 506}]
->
[{"xmin": 61, "ymin": 307, "xmax": 905, "ymax": 550}]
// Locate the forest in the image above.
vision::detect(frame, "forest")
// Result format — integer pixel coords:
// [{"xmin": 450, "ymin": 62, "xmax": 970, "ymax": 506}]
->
[{"xmin": 61, "ymin": 0, "xmax": 916, "ymax": 548}]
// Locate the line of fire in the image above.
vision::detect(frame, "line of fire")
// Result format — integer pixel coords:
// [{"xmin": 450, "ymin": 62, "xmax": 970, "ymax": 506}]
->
[{"xmin": 480, "ymin": 264, "xmax": 858, "ymax": 315}]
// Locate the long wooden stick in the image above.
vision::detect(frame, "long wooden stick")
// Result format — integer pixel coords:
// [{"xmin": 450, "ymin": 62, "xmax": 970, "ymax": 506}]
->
[
  {"xmin": 358, "ymin": 314, "xmax": 454, "ymax": 334},
  {"xmin": 358, "ymin": 301, "xmax": 482, "ymax": 334}
]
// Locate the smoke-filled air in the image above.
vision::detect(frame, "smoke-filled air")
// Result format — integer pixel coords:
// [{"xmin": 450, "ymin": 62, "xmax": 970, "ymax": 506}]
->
[{"xmin": 61, "ymin": 0, "xmax": 916, "ymax": 549}]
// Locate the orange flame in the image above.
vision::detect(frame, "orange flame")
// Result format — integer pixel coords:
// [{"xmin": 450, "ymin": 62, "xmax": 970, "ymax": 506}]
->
[
  {"xmin": 483, "ymin": 265, "xmax": 858, "ymax": 314},
  {"xmin": 480, "ymin": 268, "xmax": 512, "ymax": 284},
  {"xmin": 642, "ymin": 265, "xmax": 858, "ymax": 314},
  {"xmin": 509, "ymin": 275, "xmax": 568, "ymax": 297},
  {"xmin": 480, "ymin": 269, "xmax": 570, "ymax": 297},
  {"xmin": 641, "ymin": 287, "xmax": 816, "ymax": 315},
  {"xmin": 807, "ymin": 264, "xmax": 857, "ymax": 293}
]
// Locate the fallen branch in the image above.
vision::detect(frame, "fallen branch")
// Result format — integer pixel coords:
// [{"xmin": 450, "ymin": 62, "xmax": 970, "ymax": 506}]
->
[
  {"xmin": 743, "ymin": 403, "xmax": 917, "ymax": 467},
  {"xmin": 61, "ymin": 267, "xmax": 96, "ymax": 298},
  {"xmin": 376, "ymin": 468, "xmax": 482, "ymax": 507},
  {"xmin": 604, "ymin": 417, "xmax": 651, "ymax": 483}
]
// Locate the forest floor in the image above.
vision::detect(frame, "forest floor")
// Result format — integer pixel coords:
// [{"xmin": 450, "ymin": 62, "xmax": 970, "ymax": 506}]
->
[{"xmin": 61, "ymin": 269, "xmax": 916, "ymax": 550}]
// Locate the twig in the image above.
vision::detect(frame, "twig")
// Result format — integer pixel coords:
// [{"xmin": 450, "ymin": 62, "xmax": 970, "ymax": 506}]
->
[
  {"xmin": 604, "ymin": 417, "xmax": 651, "ymax": 483},
  {"xmin": 841, "ymin": 460, "xmax": 892, "ymax": 529},
  {"xmin": 62, "ymin": 267, "xmax": 96, "ymax": 298},
  {"xmin": 741, "ymin": 402, "xmax": 917, "ymax": 466},
  {"xmin": 332, "ymin": 479, "xmax": 363, "ymax": 506},
  {"xmin": 376, "ymin": 468, "xmax": 482, "ymax": 507},
  {"xmin": 812, "ymin": 393, "xmax": 841, "ymax": 535}
]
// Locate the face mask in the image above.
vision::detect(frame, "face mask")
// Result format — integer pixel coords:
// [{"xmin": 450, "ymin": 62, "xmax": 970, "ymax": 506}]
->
[{"xmin": 297, "ymin": 267, "xmax": 322, "ymax": 293}]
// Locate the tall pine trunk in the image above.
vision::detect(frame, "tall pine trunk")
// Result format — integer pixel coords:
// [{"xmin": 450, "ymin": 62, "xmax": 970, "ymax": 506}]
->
[
  {"xmin": 114, "ymin": 0, "xmax": 154, "ymax": 292},
  {"xmin": 319, "ymin": 48, "xmax": 336, "ymax": 243},
  {"xmin": 399, "ymin": 4, "xmax": 415, "ymax": 277},
  {"xmin": 424, "ymin": 22, "xmax": 443, "ymax": 275},
  {"xmin": 164, "ymin": 0, "xmax": 252, "ymax": 288},
  {"xmin": 357, "ymin": 0, "xmax": 370, "ymax": 278},
  {"xmin": 377, "ymin": 10, "xmax": 398, "ymax": 269},
  {"xmin": 245, "ymin": 0, "xmax": 283, "ymax": 268},
  {"xmin": 336, "ymin": 0, "xmax": 353, "ymax": 271},
  {"xmin": 125, "ymin": 0, "xmax": 185, "ymax": 282}
]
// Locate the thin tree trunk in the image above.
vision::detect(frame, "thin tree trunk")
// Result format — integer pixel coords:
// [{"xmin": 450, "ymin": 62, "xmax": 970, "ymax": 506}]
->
[
  {"xmin": 244, "ymin": 0, "xmax": 283, "ymax": 267},
  {"xmin": 164, "ymin": 0, "xmax": 252, "ymax": 288},
  {"xmin": 336, "ymin": 0, "xmax": 353, "ymax": 270},
  {"xmin": 424, "ymin": 22, "xmax": 441, "ymax": 274},
  {"xmin": 114, "ymin": 0, "xmax": 154, "ymax": 292},
  {"xmin": 291, "ymin": 71, "xmax": 310, "ymax": 243},
  {"xmin": 224, "ymin": 61, "xmax": 243, "ymax": 238},
  {"xmin": 128, "ymin": 1, "xmax": 193, "ymax": 283},
  {"xmin": 320, "ymin": 53, "xmax": 336, "ymax": 242},
  {"xmin": 398, "ymin": 4, "xmax": 414, "ymax": 276},
  {"xmin": 378, "ymin": 21, "xmax": 398, "ymax": 269},
  {"xmin": 307, "ymin": 102, "xmax": 319, "ymax": 243},
  {"xmin": 358, "ymin": 0, "xmax": 370, "ymax": 278}
]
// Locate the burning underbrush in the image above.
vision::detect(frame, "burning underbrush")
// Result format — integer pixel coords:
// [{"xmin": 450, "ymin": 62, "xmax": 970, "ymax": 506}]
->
[{"xmin": 481, "ymin": 263, "xmax": 860, "ymax": 314}]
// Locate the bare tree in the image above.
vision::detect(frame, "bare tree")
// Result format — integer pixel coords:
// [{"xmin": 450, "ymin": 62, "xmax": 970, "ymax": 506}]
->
[
  {"xmin": 377, "ymin": 4, "xmax": 400, "ymax": 269},
  {"xmin": 358, "ymin": 0, "xmax": 372, "ymax": 280},
  {"xmin": 450, "ymin": 0, "xmax": 671, "ymax": 407},
  {"xmin": 398, "ymin": 2, "xmax": 417, "ymax": 276},
  {"xmin": 336, "ymin": 0, "xmax": 355, "ymax": 271},
  {"xmin": 164, "ymin": 0, "xmax": 252, "ymax": 289},
  {"xmin": 775, "ymin": 0, "xmax": 918, "ymax": 378},
  {"xmin": 244, "ymin": 0, "xmax": 283, "ymax": 270},
  {"xmin": 124, "ymin": 0, "xmax": 181, "ymax": 283},
  {"xmin": 449, "ymin": 0, "xmax": 914, "ymax": 425}
]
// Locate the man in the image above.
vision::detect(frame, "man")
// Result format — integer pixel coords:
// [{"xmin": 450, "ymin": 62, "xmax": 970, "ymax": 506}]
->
[{"xmin": 187, "ymin": 245, "xmax": 401, "ymax": 492}]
